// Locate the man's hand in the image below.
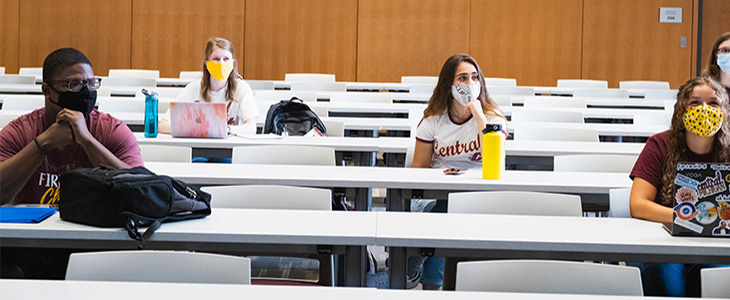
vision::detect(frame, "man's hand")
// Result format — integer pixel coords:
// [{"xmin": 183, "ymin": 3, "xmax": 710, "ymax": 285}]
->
[
  {"xmin": 35, "ymin": 121, "xmax": 75, "ymax": 151},
  {"xmin": 55, "ymin": 109, "xmax": 92, "ymax": 145}
]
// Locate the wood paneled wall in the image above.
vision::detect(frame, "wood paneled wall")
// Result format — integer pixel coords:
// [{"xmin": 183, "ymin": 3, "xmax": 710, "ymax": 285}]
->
[
  {"xmin": 131, "ymin": 0, "xmax": 245, "ymax": 78},
  {"xmin": 470, "ymin": 0, "xmax": 583, "ymax": 87},
  {"xmin": 357, "ymin": 0, "xmax": 470, "ymax": 82},
  {"xmin": 0, "ymin": 0, "xmax": 19, "ymax": 74},
  {"xmin": 244, "ymin": 0, "xmax": 358, "ymax": 81},
  {"xmin": 17, "ymin": 0, "xmax": 132, "ymax": 76},
  {"xmin": 583, "ymin": 0, "xmax": 694, "ymax": 88},
  {"xmin": 699, "ymin": 0, "xmax": 730, "ymax": 75}
]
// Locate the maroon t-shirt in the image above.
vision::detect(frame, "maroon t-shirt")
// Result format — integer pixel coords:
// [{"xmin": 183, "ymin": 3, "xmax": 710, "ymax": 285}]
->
[
  {"xmin": 0, "ymin": 108, "xmax": 144, "ymax": 205},
  {"xmin": 630, "ymin": 131, "xmax": 714, "ymax": 207}
]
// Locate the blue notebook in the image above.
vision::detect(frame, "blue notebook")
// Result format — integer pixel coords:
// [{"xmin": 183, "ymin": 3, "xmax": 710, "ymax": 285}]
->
[{"xmin": 0, "ymin": 207, "xmax": 57, "ymax": 223}]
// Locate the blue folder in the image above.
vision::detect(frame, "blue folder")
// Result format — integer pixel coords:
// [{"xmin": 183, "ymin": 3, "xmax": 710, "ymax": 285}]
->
[{"xmin": 0, "ymin": 207, "xmax": 57, "ymax": 223}]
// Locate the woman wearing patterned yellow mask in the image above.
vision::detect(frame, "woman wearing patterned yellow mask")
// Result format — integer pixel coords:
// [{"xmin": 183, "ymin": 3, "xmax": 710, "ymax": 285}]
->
[
  {"xmin": 629, "ymin": 76, "xmax": 730, "ymax": 297},
  {"xmin": 159, "ymin": 37, "xmax": 258, "ymax": 135}
]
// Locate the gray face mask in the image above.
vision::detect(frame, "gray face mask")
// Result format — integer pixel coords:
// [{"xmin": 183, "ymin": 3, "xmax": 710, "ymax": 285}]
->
[{"xmin": 451, "ymin": 82, "xmax": 481, "ymax": 106}]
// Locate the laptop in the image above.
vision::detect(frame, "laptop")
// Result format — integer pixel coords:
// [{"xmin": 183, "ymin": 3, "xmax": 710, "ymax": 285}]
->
[
  {"xmin": 169, "ymin": 102, "xmax": 228, "ymax": 138},
  {"xmin": 664, "ymin": 162, "xmax": 730, "ymax": 237}
]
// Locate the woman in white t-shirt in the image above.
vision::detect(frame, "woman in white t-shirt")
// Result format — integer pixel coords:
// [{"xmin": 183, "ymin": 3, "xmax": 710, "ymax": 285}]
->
[
  {"xmin": 159, "ymin": 37, "xmax": 259, "ymax": 135},
  {"xmin": 408, "ymin": 54, "xmax": 507, "ymax": 290}
]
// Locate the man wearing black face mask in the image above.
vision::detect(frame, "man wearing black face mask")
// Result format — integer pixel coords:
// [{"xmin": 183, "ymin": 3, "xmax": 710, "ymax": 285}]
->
[{"xmin": 0, "ymin": 48, "xmax": 144, "ymax": 279}]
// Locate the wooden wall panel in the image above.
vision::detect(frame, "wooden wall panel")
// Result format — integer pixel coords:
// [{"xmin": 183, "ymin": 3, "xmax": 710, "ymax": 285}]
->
[
  {"xmin": 357, "ymin": 0, "xmax": 470, "ymax": 83},
  {"xmin": 17, "ymin": 0, "xmax": 132, "ymax": 76},
  {"xmin": 0, "ymin": 0, "xmax": 19, "ymax": 74},
  {"xmin": 470, "ymin": 0, "xmax": 582, "ymax": 87},
  {"xmin": 131, "ymin": 0, "xmax": 244, "ymax": 78},
  {"xmin": 699, "ymin": 0, "xmax": 730, "ymax": 75},
  {"xmin": 583, "ymin": 0, "xmax": 694, "ymax": 88},
  {"xmin": 244, "ymin": 0, "xmax": 357, "ymax": 81}
]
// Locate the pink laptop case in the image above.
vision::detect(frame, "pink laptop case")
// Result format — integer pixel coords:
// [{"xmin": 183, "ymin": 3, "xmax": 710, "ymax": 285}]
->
[{"xmin": 169, "ymin": 102, "xmax": 228, "ymax": 138}]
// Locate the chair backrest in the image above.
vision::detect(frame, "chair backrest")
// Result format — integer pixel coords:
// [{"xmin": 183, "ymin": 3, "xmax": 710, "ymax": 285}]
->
[
  {"xmin": 401, "ymin": 76, "xmax": 438, "ymax": 84},
  {"xmin": 448, "ymin": 191, "xmax": 582, "ymax": 216},
  {"xmin": 179, "ymin": 71, "xmax": 202, "ymax": 79},
  {"xmin": 554, "ymin": 154, "xmax": 638, "ymax": 173},
  {"xmin": 404, "ymin": 145, "xmax": 415, "ymax": 168},
  {"xmin": 633, "ymin": 113, "xmax": 672, "ymax": 126},
  {"xmin": 290, "ymin": 82, "xmax": 346, "ymax": 92},
  {"xmin": 0, "ymin": 66, "xmax": 4, "ymax": 74},
  {"xmin": 644, "ymin": 89, "xmax": 678, "ymax": 100},
  {"xmin": 19, "ymin": 67, "xmax": 43, "ymax": 76},
  {"xmin": 254, "ymin": 90, "xmax": 317, "ymax": 103},
  {"xmin": 97, "ymin": 99, "xmax": 145, "ymax": 113},
  {"xmin": 701, "ymin": 267, "xmax": 730, "ymax": 298},
  {"xmin": 1, "ymin": 96, "xmax": 45, "ymax": 111},
  {"xmin": 246, "ymin": 80, "xmax": 275, "ymax": 90},
  {"xmin": 511, "ymin": 110, "xmax": 584, "ymax": 123},
  {"xmin": 139, "ymin": 145, "xmax": 192, "ymax": 162},
  {"xmin": 102, "ymin": 77, "xmax": 157, "ymax": 87},
  {"xmin": 0, "ymin": 75, "xmax": 36, "ymax": 85},
  {"xmin": 609, "ymin": 187, "xmax": 632, "ymax": 218},
  {"xmin": 108, "ymin": 69, "xmax": 160, "ymax": 79},
  {"xmin": 408, "ymin": 84, "xmax": 436, "ymax": 94},
  {"xmin": 96, "ymin": 87, "xmax": 112, "ymax": 97},
  {"xmin": 486, "ymin": 86, "xmax": 535, "ymax": 96},
  {"xmin": 513, "ymin": 127, "xmax": 599, "ymax": 142},
  {"xmin": 557, "ymin": 79, "xmax": 608, "ymax": 89},
  {"xmin": 322, "ymin": 120, "xmax": 344, "ymax": 137},
  {"xmin": 572, "ymin": 88, "xmax": 629, "ymax": 98},
  {"xmin": 232, "ymin": 145, "xmax": 335, "ymax": 165},
  {"xmin": 66, "ymin": 250, "xmax": 251, "ymax": 284},
  {"xmin": 308, "ymin": 104, "xmax": 328, "ymax": 118},
  {"xmin": 201, "ymin": 185, "xmax": 332, "ymax": 210},
  {"xmin": 456, "ymin": 260, "xmax": 643, "ymax": 296},
  {"xmin": 329, "ymin": 92, "xmax": 392, "ymax": 104},
  {"xmin": 285, "ymin": 73, "xmax": 335, "ymax": 82},
  {"xmin": 619, "ymin": 80, "xmax": 670, "ymax": 90},
  {"xmin": 490, "ymin": 95, "xmax": 512, "ymax": 107},
  {"xmin": 484, "ymin": 77, "xmax": 517, "ymax": 86},
  {"xmin": 522, "ymin": 97, "xmax": 587, "ymax": 109}
]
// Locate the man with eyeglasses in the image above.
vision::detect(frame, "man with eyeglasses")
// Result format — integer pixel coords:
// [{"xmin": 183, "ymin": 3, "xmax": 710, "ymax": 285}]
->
[{"xmin": 0, "ymin": 48, "xmax": 143, "ymax": 278}]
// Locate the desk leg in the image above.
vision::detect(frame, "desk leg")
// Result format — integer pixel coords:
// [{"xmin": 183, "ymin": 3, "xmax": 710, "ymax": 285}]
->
[
  {"xmin": 388, "ymin": 247, "xmax": 408, "ymax": 289},
  {"xmin": 345, "ymin": 245, "xmax": 367, "ymax": 287},
  {"xmin": 354, "ymin": 188, "xmax": 372, "ymax": 211},
  {"xmin": 386, "ymin": 189, "xmax": 405, "ymax": 211}
]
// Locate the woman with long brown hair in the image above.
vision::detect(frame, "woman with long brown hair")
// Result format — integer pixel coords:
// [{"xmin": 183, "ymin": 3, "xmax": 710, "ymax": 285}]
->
[
  {"xmin": 629, "ymin": 76, "xmax": 730, "ymax": 296},
  {"xmin": 703, "ymin": 32, "xmax": 730, "ymax": 95}
]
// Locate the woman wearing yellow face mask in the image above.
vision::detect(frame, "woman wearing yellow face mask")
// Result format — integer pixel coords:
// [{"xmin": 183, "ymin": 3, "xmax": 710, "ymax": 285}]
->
[
  {"xmin": 628, "ymin": 77, "xmax": 730, "ymax": 297},
  {"xmin": 159, "ymin": 37, "xmax": 258, "ymax": 135}
]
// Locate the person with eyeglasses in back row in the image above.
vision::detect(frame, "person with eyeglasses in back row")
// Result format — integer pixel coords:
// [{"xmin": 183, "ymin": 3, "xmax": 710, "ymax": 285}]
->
[
  {"xmin": 0, "ymin": 48, "xmax": 143, "ymax": 279},
  {"xmin": 703, "ymin": 32, "xmax": 730, "ymax": 95}
]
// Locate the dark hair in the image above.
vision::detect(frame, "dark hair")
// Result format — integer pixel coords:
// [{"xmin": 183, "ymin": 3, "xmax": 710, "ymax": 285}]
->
[
  {"xmin": 702, "ymin": 32, "xmax": 730, "ymax": 82},
  {"xmin": 42, "ymin": 48, "xmax": 92, "ymax": 84}
]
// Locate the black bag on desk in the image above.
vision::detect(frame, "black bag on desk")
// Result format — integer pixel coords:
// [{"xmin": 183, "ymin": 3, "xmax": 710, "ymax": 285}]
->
[
  {"xmin": 58, "ymin": 166, "xmax": 211, "ymax": 243},
  {"xmin": 263, "ymin": 97, "xmax": 327, "ymax": 136}
]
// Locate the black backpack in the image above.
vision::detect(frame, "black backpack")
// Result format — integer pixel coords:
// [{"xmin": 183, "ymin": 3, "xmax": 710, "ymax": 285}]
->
[
  {"xmin": 58, "ymin": 166, "xmax": 211, "ymax": 245},
  {"xmin": 264, "ymin": 97, "xmax": 327, "ymax": 136}
]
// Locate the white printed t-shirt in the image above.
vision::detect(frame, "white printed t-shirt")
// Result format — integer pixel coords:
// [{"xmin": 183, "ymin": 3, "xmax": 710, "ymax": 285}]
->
[
  {"xmin": 416, "ymin": 112, "xmax": 507, "ymax": 169},
  {"xmin": 173, "ymin": 77, "xmax": 259, "ymax": 125}
]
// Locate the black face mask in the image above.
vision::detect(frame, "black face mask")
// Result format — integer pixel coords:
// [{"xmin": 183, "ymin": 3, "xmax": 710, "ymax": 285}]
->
[{"xmin": 49, "ymin": 86, "xmax": 97, "ymax": 118}]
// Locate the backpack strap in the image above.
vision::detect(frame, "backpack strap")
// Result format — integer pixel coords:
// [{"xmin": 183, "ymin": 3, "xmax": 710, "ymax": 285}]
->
[{"xmin": 124, "ymin": 216, "xmax": 162, "ymax": 249}]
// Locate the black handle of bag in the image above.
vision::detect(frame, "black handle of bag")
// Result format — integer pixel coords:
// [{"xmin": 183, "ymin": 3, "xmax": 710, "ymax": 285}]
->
[{"xmin": 125, "ymin": 218, "xmax": 162, "ymax": 249}]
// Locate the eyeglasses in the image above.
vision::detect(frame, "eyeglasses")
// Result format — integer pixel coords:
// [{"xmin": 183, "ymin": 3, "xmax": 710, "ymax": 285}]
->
[
  {"xmin": 718, "ymin": 48, "xmax": 730, "ymax": 55},
  {"xmin": 50, "ymin": 77, "xmax": 102, "ymax": 92}
]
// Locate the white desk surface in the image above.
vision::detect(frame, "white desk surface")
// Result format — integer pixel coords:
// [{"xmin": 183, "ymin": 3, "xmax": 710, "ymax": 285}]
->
[{"xmin": 503, "ymin": 106, "xmax": 669, "ymax": 120}]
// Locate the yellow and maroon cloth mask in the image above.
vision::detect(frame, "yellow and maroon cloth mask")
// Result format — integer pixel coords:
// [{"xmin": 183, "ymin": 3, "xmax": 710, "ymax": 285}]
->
[
  {"xmin": 206, "ymin": 61, "xmax": 234, "ymax": 82},
  {"xmin": 684, "ymin": 105, "xmax": 723, "ymax": 137}
]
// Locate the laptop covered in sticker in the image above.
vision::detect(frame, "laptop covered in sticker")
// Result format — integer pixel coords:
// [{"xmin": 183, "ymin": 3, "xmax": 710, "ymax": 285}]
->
[
  {"xmin": 169, "ymin": 102, "xmax": 228, "ymax": 138},
  {"xmin": 665, "ymin": 162, "xmax": 730, "ymax": 237}
]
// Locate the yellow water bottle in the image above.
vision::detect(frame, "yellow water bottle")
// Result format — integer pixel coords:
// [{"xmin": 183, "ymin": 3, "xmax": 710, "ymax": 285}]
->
[{"xmin": 482, "ymin": 124, "xmax": 505, "ymax": 180}]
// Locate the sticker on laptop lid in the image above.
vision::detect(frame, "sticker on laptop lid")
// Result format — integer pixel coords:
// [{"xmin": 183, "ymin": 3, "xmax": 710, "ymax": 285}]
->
[
  {"xmin": 674, "ymin": 173, "xmax": 700, "ymax": 189},
  {"xmin": 674, "ymin": 215, "xmax": 704, "ymax": 234}
]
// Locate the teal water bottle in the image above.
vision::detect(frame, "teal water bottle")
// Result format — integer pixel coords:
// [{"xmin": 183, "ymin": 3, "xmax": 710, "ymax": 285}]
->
[{"xmin": 142, "ymin": 89, "xmax": 158, "ymax": 138}]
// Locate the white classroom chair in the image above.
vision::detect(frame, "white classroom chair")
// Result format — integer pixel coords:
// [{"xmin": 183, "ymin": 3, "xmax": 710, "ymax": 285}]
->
[
  {"xmin": 246, "ymin": 80, "xmax": 276, "ymax": 90},
  {"xmin": 701, "ymin": 267, "xmax": 730, "ymax": 298},
  {"xmin": 455, "ymin": 260, "xmax": 643, "ymax": 296},
  {"xmin": 644, "ymin": 89, "xmax": 678, "ymax": 100},
  {"xmin": 448, "ymin": 191, "xmax": 582, "ymax": 216},
  {"xmin": 322, "ymin": 120, "xmax": 344, "ymax": 137},
  {"xmin": 513, "ymin": 127, "xmax": 599, "ymax": 142},
  {"xmin": 290, "ymin": 82, "xmax": 346, "ymax": 92},
  {"xmin": 407, "ymin": 84, "xmax": 436, "ymax": 94},
  {"xmin": 522, "ymin": 97, "xmax": 586, "ymax": 108},
  {"xmin": 401, "ymin": 76, "xmax": 438, "ymax": 84},
  {"xmin": 486, "ymin": 86, "xmax": 535, "ymax": 96},
  {"xmin": 139, "ymin": 145, "xmax": 191, "ymax": 163},
  {"xmin": 254, "ymin": 90, "xmax": 317, "ymax": 103},
  {"xmin": 232, "ymin": 145, "xmax": 335, "ymax": 165},
  {"xmin": 1, "ymin": 96, "xmax": 45, "ymax": 111},
  {"xmin": 108, "ymin": 69, "xmax": 160, "ymax": 79},
  {"xmin": 202, "ymin": 185, "xmax": 331, "ymax": 210},
  {"xmin": 0, "ymin": 75, "xmax": 35, "ymax": 85},
  {"xmin": 285, "ymin": 73, "xmax": 335, "ymax": 82},
  {"xmin": 633, "ymin": 113, "xmax": 672, "ymax": 126},
  {"xmin": 19, "ymin": 67, "xmax": 42, "ymax": 77},
  {"xmin": 66, "ymin": 250, "xmax": 251, "ymax": 284},
  {"xmin": 572, "ymin": 88, "xmax": 630, "ymax": 98},
  {"xmin": 619, "ymin": 80, "xmax": 670, "ymax": 90},
  {"xmin": 553, "ymin": 154, "xmax": 638, "ymax": 173},
  {"xmin": 484, "ymin": 77, "xmax": 517, "ymax": 86},
  {"xmin": 490, "ymin": 95, "xmax": 512, "ymax": 107},
  {"xmin": 557, "ymin": 79, "xmax": 609, "ymax": 89},
  {"xmin": 609, "ymin": 187, "xmax": 632, "ymax": 218},
  {"xmin": 179, "ymin": 71, "xmax": 202, "ymax": 79},
  {"xmin": 329, "ymin": 92, "xmax": 392, "ymax": 104},
  {"xmin": 0, "ymin": 67, "xmax": 4, "ymax": 74},
  {"xmin": 664, "ymin": 99, "xmax": 678, "ymax": 111},
  {"xmin": 309, "ymin": 104, "xmax": 328, "ymax": 118},
  {"xmin": 96, "ymin": 87, "xmax": 112, "ymax": 97},
  {"xmin": 101, "ymin": 77, "xmax": 156, "ymax": 88},
  {"xmin": 511, "ymin": 110, "xmax": 584, "ymax": 123}
]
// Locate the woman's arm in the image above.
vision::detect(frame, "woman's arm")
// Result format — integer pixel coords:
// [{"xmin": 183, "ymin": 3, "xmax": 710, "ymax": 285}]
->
[
  {"xmin": 412, "ymin": 140, "xmax": 434, "ymax": 168},
  {"xmin": 629, "ymin": 177, "xmax": 673, "ymax": 223}
]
